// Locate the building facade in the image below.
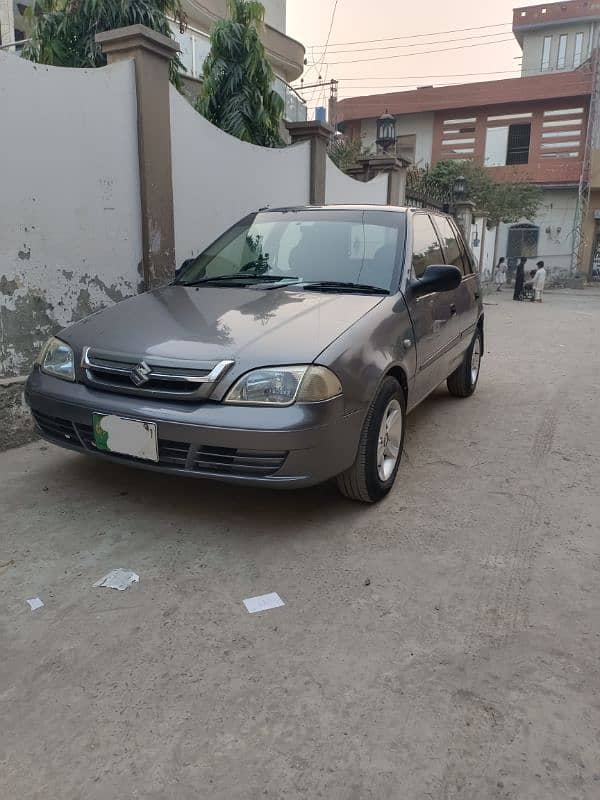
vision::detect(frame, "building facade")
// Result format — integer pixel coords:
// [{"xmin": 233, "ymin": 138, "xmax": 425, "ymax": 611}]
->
[
  {"xmin": 172, "ymin": 0, "xmax": 306, "ymax": 122},
  {"xmin": 337, "ymin": 0, "xmax": 600, "ymax": 278},
  {"xmin": 0, "ymin": 0, "xmax": 307, "ymax": 123}
]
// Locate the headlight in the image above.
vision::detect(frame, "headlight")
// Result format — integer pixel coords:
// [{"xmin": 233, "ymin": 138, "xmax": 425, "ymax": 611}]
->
[
  {"xmin": 225, "ymin": 365, "xmax": 342, "ymax": 406},
  {"xmin": 35, "ymin": 336, "xmax": 75, "ymax": 382}
]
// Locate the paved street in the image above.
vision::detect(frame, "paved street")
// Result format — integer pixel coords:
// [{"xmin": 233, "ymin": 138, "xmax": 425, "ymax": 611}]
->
[{"xmin": 1, "ymin": 289, "xmax": 599, "ymax": 800}]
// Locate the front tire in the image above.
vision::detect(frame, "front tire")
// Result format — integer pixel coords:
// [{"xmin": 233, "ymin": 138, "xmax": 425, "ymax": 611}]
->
[
  {"xmin": 336, "ymin": 377, "xmax": 406, "ymax": 503},
  {"xmin": 447, "ymin": 327, "xmax": 482, "ymax": 398}
]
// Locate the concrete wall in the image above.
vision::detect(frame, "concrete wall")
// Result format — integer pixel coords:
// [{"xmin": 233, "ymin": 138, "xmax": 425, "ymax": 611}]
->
[
  {"xmin": 170, "ymin": 86, "xmax": 311, "ymax": 260},
  {"xmin": 361, "ymin": 113, "xmax": 435, "ymax": 168},
  {"xmin": 471, "ymin": 220, "xmax": 497, "ymax": 280},
  {"xmin": 0, "ymin": 52, "xmax": 142, "ymax": 378},
  {"xmin": 495, "ymin": 188, "xmax": 578, "ymax": 274},
  {"xmin": 325, "ymin": 158, "xmax": 388, "ymax": 205}
]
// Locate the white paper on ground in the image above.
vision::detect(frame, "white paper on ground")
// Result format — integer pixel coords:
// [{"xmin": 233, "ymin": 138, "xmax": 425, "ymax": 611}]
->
[
  {"xmin": 243, "ymin": 592, "xmax": 285, "ymax": 614},
  {"xmin": 93, "ymin": 568, "xmax": 140, "ymax": 591},
  {"xmin": 27, "ymin": 597, "xmax": 44, "ymax": 611}
]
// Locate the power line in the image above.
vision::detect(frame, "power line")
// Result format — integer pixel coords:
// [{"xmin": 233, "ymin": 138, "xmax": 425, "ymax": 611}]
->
[
  {"xmin": 296, "ymin": 69, "xmax": 523, "ymax": 88},
  {"xmin": 306, "ymin": 21, "xmax": 512, "ymax": 48},
  {"xmin": 303, "ymin": 0, "xmax": 340, "ymax": 83},
  {"xmin": 312, "ymin": 29, "xmax": 515, "ymax": 56},
  {"xmin": 307, "ymin": 37, "xmax": 516, "ymax": 67},
  {"xmin": 329, "ymin": 74, "xmax": 593, "ymax": 112}
]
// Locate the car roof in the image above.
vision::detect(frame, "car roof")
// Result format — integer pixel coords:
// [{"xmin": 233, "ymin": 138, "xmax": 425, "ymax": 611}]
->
[{"xmin": 262, "ymin": 205, "xmax": 449, "ymax": 215}]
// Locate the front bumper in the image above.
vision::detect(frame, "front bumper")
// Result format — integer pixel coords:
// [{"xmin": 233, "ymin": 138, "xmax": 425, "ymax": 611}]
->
[{"xmin": 25, "ymin": 369, "xmax": 364, "ymax": 488}]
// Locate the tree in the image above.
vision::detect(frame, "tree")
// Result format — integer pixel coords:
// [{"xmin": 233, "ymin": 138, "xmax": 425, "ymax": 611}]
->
[
  {"xmin": 328, "ymin": 136, "xmax": 371, "ymax": 171},
  {"xmin": 196, "ymin": 0, "xmax": 283, "ymax": 147},
  {"xmin": 23, "ymin": 0, "xmax": 186, "ymax": 87},
  {"xmin": 424, "ymin": 159, "xmax": 542, "ymax": 228}
]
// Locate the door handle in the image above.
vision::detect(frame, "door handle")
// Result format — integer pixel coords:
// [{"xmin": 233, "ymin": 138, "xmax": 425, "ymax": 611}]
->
[
  {"xmin": 474, "ymin": 291, "xmax": 480, "ymax": 300},
  {"xmin": 450, "ymin": 304, "xmax": 457, "ymax": 316}
]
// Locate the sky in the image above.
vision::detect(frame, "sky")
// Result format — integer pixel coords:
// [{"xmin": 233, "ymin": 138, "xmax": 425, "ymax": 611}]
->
[{"xmin": 286, "ymin": 0, "xmax": 526, "ymax": 114}]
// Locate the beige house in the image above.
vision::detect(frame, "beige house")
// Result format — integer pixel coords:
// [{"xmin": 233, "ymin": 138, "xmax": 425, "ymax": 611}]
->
[
  {"xmin": 172, "ymin": 0, "xmax": 307, "ymax": 121},
  {"xmin": 0, "ymin": 0, "xmax": 307, "ymax": 122}
]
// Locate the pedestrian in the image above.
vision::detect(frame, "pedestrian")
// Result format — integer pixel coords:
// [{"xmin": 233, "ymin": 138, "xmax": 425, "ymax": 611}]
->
[
  {"xmin": 513, "ymin": 257, "xmax": 527, "ymax": 301},
  {"xmin": 532, "ymin": 260, "xmax": 547, "ymax": 302},
  {"xmin": 494, "ymin": 257, "xmax": 506, "ymax": 292}
]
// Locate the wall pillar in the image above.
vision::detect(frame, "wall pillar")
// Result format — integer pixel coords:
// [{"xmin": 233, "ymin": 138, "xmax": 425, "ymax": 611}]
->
[
  {"xmin": 347, "ymin": 156, "xmax": 409, "ymax": 206},
  {"xmin": 454, "ymin": 200, "xmax": 476, "ymax": 243},
  {"xmin": 97, "ymin": 25, "xmax": 179, "ymax": 289},
  {"xmin": 286, "ymin": 120, "xmax": 333, "ymax": 205}
]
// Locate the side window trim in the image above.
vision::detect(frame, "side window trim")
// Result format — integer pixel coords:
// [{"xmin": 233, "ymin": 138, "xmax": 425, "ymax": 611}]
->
[
  {"xmin": 431, "ymin": 213, "xmax": 469, "ymax": 276},
  {"xmin": 450, "ymin": 218, "xmax": 474, "ymax": 275},
  {"xmin": 411, "ymin": 211, "xmax": 445, "ymax": 279}
]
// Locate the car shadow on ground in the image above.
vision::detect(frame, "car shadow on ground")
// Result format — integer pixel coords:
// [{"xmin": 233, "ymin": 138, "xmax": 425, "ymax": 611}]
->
[{"xmin": 33, "ymin": 385, "xmax": 462, "ymax": 541}]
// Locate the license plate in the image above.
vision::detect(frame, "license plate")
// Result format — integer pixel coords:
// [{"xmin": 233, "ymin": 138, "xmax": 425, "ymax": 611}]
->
[{"xmin": 92, "ymin": 414, "xmax": 159, "ymax": 462}]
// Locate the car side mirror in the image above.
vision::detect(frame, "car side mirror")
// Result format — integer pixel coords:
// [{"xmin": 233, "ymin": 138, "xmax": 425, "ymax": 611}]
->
[{"xmin": 411, "ymin": 265, "xmax": 462, "ymax": 297}]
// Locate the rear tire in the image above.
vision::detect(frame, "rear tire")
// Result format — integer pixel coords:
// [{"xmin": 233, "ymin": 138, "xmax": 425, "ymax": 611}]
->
[
  {"xmin": 336, "ymin": 377, "xmax": 406, "ymax": 503},
  {"xmin": 447, "ymin": 327, "xmax": 482, "ymax": 398}
]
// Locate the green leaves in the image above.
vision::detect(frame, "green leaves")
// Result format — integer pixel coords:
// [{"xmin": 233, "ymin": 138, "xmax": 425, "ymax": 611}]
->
[
  {"xmin": 328, "ymin": 137, "xmax": 372, "ymax": 171},
  {"xmin": 196, "ymin": 0, "xmax": 284, "ymax": 148},
  {"xmin": 424, "ymin": 160, "xmax": 542, "ymax": 228},
  {"xmin": 23, "ymin": 0, "xmax": 186, "ymax": 87}
]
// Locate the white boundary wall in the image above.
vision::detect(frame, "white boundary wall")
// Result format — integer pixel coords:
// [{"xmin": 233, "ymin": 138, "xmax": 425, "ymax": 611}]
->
[
  {"xmin": 0, "ymin": 53, "xmax": 142, "ymax": 376},
  {"xmin": 170, "ymin": 88, "xmax": 311, "ymax": 260},
  {"xmin": 325, "ymin": 158, "xmax": 388, "ymax": 206}
]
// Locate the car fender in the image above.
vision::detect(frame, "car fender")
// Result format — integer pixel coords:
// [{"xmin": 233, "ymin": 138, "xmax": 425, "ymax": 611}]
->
[{"xmin": 317, "ymin": 294, "xmax": 416, "ymax": 416}]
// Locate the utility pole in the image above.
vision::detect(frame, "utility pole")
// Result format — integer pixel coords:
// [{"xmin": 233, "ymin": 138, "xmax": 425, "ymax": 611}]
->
[
  {"xmin": 572, "ymin": 50, "xmax": 600, "ymax": 275},
  {"xmin": 328, "ymin": 79, "xmax": 339, "ymax": 131}
]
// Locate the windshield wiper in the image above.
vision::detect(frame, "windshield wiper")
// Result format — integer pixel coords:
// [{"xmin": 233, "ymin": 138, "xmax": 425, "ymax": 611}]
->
[
  {"xmin": 181, "ymin": 273, "xmax": 298, "ymax": 287},
  {"xmin": 299, "ymin": 281, "xmax": 388, "ymax": 295}
]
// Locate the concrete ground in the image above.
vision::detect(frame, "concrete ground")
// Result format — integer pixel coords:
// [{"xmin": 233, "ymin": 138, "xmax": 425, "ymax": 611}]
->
[{"xmin": 1, "ymin": 289, "xmax": 599, "ymax": 800}]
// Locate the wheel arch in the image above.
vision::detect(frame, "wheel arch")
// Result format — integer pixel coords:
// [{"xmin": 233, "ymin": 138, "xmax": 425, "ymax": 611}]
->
[
  {"xmin": 384, "ymin": 365, "xmax": 408, "ymax": 404},
  {"xmin": 477, "ymin": 313, "xmax": 485, "ymax": 352}
]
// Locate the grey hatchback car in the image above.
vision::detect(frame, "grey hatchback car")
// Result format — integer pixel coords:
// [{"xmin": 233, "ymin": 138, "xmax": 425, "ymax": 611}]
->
[{"xmin": 26, "ymin": 206, "xmax": 483, "ymax": 503}]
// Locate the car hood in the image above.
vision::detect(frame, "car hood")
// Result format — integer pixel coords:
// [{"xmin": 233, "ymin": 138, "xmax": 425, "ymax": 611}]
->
[{"xmin": 62, "ymin": 285, "xmax": 384, "ymax": 366}]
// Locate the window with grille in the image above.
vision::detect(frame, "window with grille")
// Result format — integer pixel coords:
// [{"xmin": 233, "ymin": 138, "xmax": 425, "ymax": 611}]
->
[
  {"xmin": 507, "ymin": 225, "xmax": 539, "ymax": 260},
  {"xmin": 506, "ymin": 124, "xmax": 531, "ymax": 165}
]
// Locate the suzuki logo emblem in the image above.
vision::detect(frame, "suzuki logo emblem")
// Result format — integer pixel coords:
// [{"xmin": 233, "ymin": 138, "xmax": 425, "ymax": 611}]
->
[{"xmin": 130, "ymin": 361, "xmax": 152, "ymax": 386}]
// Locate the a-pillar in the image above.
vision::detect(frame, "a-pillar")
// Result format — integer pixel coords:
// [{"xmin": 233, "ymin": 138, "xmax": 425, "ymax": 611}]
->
[
  {"xmin": 97, "ymin": 25, "xmax": 179, "ymax": 289},
  {"xmin": 286, "ymin": 120, "xmax": 333, "ymax": 205}
]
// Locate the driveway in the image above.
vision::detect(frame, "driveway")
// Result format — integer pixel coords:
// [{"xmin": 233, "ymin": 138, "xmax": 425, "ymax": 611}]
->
[{"xmin": 1, "ymin": 290, "xmax": 599, "ymax": 799}]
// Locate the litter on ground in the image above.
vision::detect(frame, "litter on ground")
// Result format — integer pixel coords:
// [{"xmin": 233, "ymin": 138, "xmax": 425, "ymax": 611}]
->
[
  {"xmin": 26, "ymin": 597, "xmax": 44, "ymax": 611},
  {"xmin": 243, "ymin": 592, "xmax": 285, "ymax": 614},
  {"xmin": 93, "ymin": 568, "xmax": 140, "ymax": 591}
]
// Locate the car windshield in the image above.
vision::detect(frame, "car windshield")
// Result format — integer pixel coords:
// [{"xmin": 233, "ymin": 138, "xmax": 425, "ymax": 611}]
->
[{"xmin": 176, "ymin": 209, "xmax": 406, "ymax": 292}]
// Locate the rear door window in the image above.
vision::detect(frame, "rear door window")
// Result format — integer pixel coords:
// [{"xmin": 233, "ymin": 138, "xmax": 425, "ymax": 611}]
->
[
  {"xmin": 411, "ymin": 214, "xmax": 444, "ymax": 279},
  {"xmin": 433, "ymin": 215, "xmax": 467, "ymax": 276}
]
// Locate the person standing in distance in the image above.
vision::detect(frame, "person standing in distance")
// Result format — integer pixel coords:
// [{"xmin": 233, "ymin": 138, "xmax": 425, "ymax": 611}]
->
[
  {"xmin": 513, "ymin": 256, "xmax": 527, "ymax": 301},
  {"xmin": 532, "ymin": 260, "xmax": 547, "ymax": 302},
  {"xmin": 494, "ymin": 257, "xmax": 507, "ymax": 292}
]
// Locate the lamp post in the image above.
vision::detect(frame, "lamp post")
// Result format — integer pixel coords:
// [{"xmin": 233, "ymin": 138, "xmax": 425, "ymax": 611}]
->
[
  {"xmin": 376, "ymin": 112, "xmax": 396, "ymax": 155},
  {"xmin": 452, "ymin": 174, "xmax": 474, "ymax": 243},
  {"xmin": 453, "ymin": 174, "xmax": 466, "ymax": 203}
]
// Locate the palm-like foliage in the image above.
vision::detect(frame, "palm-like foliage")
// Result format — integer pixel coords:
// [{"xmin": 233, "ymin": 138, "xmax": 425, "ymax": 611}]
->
[
  {"xmin": 23, "ymin": 0, "xmax": 186, "ymax": 86},
  {"xmin": 196, "ymin": 0, "xmax": 284, "ymax": 147}
]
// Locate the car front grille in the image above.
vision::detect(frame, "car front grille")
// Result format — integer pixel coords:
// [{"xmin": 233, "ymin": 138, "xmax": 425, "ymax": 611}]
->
[
  {"xmin": 32, "ymin": 410, "xmax": 81, "ymax": 446},
  {"xmin": 34, "ymin": 413, "xmax": 287, "ymax": 479},
  {"xmin": 193, "ymin": 446, "xmax": 287, "ymax": 478},
  {"xmin": 80, "ymin": 348, "xmax": 234, "ymax": 402}
]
